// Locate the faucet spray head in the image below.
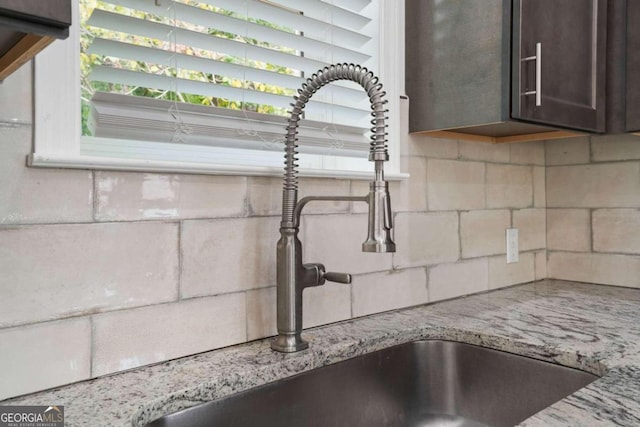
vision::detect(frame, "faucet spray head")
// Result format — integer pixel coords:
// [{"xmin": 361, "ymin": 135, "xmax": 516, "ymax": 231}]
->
[{"xmin": 362, "ymin": 180, "xmax": 396, "ymax": 253}]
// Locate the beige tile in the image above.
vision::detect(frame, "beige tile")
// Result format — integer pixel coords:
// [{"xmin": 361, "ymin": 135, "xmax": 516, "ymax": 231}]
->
[
  {"xmin": 92, "ymin": 294, "xmax": 246, "ymax": 376},
  {"xmin": 246, "ymin": 287, "xmax": 277, "ymax": 341},
  {"xmin": 546, "ymin": 163, "xmax": 640, "ymax": 208},
  {"xmin": 303, "ymin": 214, "xmax": 393, "ymax": 275},
  {"xmin": 0, "ymin": 127, "xmax": 93, "ymax": 225},
  {"xmin": 245, "ymin": 282, "xmax": 352, "ymax": 340},
  {"xmin": 247, "ymin": 177, "xmax": 281, "ymax": 216},
  {"xmin": 351, "ymin": 179, "xmax": 372, "ymax": 214},
  {"xmin": 460, "ymin": 210, "xmax": 510, "ymax": 258},
  {"xmin": 488, "ymin": 252, "xmax": 535, "ymax": 289},
  {"xmin": 458, "ymin": 141, "xmax": 510, "ymax": 163},
  {"xmin": 0, "ymin": 61, "xmax": 32, "ymax": 124},
  {"xmin": 398, "ymin": 96, "xmax": 413, "ymax": 155},
  {"xmin": 95, "ymin": 172, "xmax": 247, "ymax": 221},
  {"xmin": 405, "ymin": 134, "xmax": 459, "ymax": 159},
  {"xmin": 427, "ymin": 159, "xmax": 485, "ymax": 211},
  {"xmin": 0, "ymin": 318, "xmax": 91, "ymax": 400},
  {"xmin": 181, "ymin": 217, "xmax": 280, "ymax": 298},
  {"xmin": 248, "ymin": 177, "xmax": 351, "ymax": 217},
  {"xmin": 486, "ymin": 164, "xmax": 532, "ymax": 208},
  {"xmin": 0, "ymin": 222, "xmax": 179, "ymax": 327},
  {"xmin": 535, "ymin": 250, "xmax": 547, "ymax": 280},
  {"xmin": 352, "ymin": 268, "xmax": 427, "ymax": 317},
  {"xmin": 546, "ymin": 209, "xmax": 591, "ymax": 252},
  {"xmin": 545, "ymin": 137, "xmax": 590, "ymax": 165},
  {"xmin": 428, "ymin": 259, "xmax": 489, "ymax": 302},
  {"xmin": 593, "ymin": 209, "xmax": 640, "ymax": 254},
  {"xmin": 510, "ymin": 141, "xmax": 545, "ymax": 165},
  {"xmin": 591, "ymin": 134, "xmax": 640, "ymax": 162},
  {"xmin": 513, "ymin": 208, "xmax": 546, "ymax": 251},
  {"xmin": 397, "ymin": 156, "xmax": 428, "ymax": 212},
  {"xmin": 303, "ymin": 283, "xmax": 352, "ymax": 328},
  {"xmin": 351, "ymin": 157, "xmax": 426, "ymax": 214},
  {"xmin": 298, "ymin": 178, "xmax": 351, "ymax": 213},
  {"xmin": 533, "ymin": 166, "xmax": 546, "ymax": 208},
  {"xmin": 548, "ymin": 252, "xmax": 640, "ymax": 287},
  {"xmin": 351, "ymin": 180, "xmax": 403, "ymax": 215},
  {"xmin": 393, "ymin": 212, "xmax": 459, "ymax": 268}
]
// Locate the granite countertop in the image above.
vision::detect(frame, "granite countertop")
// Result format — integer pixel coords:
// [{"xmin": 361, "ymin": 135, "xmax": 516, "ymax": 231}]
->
[{"xmin": 4, "ymin": 279, "xmax": 640, "ymax": 426}]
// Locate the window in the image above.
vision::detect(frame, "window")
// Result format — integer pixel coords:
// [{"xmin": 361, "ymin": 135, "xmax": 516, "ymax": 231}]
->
[{"xmin": 31, "ymin": 0, "xmax": 405, "ymax": 179}]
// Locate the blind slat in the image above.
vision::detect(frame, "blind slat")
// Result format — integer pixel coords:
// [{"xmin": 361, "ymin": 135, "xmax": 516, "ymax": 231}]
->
[
  {"xmin": 87, "ymin": 10, "xmax": 369, "ymax": 75},
  {"xmin": 196, "ymin": 0, "xmax": 371, "ymax": 47},
  {"xmin": 98, "ymin": 0, "xmax": 371, "ymax": 48},
  {"xmin": 88, "ymin": 38, "xmax": 370, "ymax": 108},
  {"xmin": 97, "ymin": 0, "xmax": 372, "ymax": 61},
  {"xmin": 325, "ymin": 0, "xmax": 372, "ymax": 13},
  {"xmin": 89, "ymin": 93, "xmax": 370, "ymax": 156},
  {"xmin": 90, "ymin": 66, "xmax": 371, "ymax": 126},
  {"xmin": 267, "ymin": 0, "xmax": 371, "ymax": 30}
]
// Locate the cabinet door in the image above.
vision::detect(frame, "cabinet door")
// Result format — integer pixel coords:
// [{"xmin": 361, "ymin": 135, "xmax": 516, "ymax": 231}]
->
[
  {"xmin": 512, "ymin": 0, "xmax": 607, "ymax": 132},
  {"xmin": 0, "ymin": 0, "xmax": 71, "ymax": 27},
  {"xmin": 627, "ymin": 0, "xmax": 640, "ymax": 132}
]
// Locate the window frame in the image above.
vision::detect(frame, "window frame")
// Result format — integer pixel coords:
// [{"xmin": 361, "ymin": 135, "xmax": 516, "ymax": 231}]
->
[{"xmin": 30, "ymin": 0, "xmax": 406, "ymax": 180}]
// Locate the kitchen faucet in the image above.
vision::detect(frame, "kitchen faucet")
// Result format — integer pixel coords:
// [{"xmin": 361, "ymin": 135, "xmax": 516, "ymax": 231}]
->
[{"xmin": 271, "ymin": 63, "xmax": 396, "ymax": 353}]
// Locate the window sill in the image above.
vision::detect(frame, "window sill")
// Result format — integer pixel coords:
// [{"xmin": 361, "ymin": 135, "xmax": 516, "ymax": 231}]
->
[{"xmin": 28, "ymin": 153, "xmax": 410, "ymax": 181}]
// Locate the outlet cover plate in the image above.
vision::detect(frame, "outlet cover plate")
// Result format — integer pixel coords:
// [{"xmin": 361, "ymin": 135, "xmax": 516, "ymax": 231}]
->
[{"xmin": 506, "ymin": 228, "xmax": 519, "ymax": 264}]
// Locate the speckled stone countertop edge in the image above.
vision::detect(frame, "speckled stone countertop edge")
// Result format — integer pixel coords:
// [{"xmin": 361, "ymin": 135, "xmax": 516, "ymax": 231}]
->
[{"xmin": 4, "ymin": 279, "xmax": 640, "ymax": 427}]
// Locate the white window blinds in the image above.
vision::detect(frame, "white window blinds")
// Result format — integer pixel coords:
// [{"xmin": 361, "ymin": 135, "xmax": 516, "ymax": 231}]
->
[{"xmin": 81, "ymin": 0, "xmax": 379, "ymax": 162}]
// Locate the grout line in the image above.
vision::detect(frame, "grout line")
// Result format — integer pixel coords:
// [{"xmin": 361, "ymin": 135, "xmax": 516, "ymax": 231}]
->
[
  {"xmin": 89, "ymin": 316, "xmax": 96, "ymax": 378},
  {"xmin": 529, "ymin": 165, "xmax": 535, "ymax": 208},
  {"xmin": 542, "ymin": 141, "xmax": 549, "ymax": 277},
  {"xmin": 0, "ymin": 289, "xmax": 262, "ymax": 331},
  {"xmin": 349, "ymin": 277, "xmax": 354, "ymax": 319},
  {"xmin": 177, "ymin": 221, "xmax": 183, "ymax": 301},
  {"xmin": 244, "ymin": 291, "xmax": 250, "ymax": 342},
  {"xmin": 0, "ymin": 220, "xmax": 97, "ymax": 228},
  {"xmin": 546, "ymin": 249, "xmax": 640, "ymax": 257},
  {"xmin": 457, "ymin": 210, "xmax": 462, "ymax": 261},
  {"xmin": 482, "ymin": 162, "xmax": 488, "ymax": 209},
  {"xmin": 546, "ymin": 158, "xmax": 640, "ymax": 167},
  {"xmin": 243, "ymin": 176, "xmax": 251, "ymax": 218},
  {"xmin": 589, "ymin": 208, "xmax": 594, "ymax": 253},
  {"xmin": 424, "ymin": 266, "xmax": 430, "ymax": 302},
  {"xmin": 91, "ymin": 171, "xmax": 97, "ymax": 222},
  {"xmin": 0, "ymin": 219, "xmax": 188, "ymax": 228}
]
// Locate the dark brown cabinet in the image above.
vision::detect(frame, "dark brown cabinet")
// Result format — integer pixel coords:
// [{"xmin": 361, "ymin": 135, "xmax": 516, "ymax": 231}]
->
[
  {"xmin": 512, "ymin": 0, "xmax": 607, "ymax": 133},
  {"xmin": 0, "ymin": 0, "xmax": 71, "ymax": 38},
  {"xmin": 626, "ymin": 0, "xmax": 640, "ymax": 132},
  {"xmin": 406, "ymin": 0, "xmax": 608, "ymax": 142},
  {"xmin": 0, "ymin": 0, "xmax": 71, "ymax": 81}
]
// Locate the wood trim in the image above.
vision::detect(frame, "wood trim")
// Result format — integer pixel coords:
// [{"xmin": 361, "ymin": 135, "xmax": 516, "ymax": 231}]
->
[
  {"xmin": 0, "ymin": 33, "xmax": 54, "ymax": 81},
  {"xmin": 495, "ymin": 131, "xmax": 583, "ymax": 143},
  {"xmin": 417, "ymin": 131, "xmax": 496, "ymax": 143},
  {"xmin": 413, "ymin": 130, "xmax": 583, "ymax": 144}
]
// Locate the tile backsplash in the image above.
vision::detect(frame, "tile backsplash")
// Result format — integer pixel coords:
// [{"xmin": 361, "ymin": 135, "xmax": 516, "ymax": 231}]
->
[
  {"xmin": 546, "ymin": 135, "xmax": 640, "ymax": 287},
  {"xmin": 3, "ymin": 62, "xmax": 637, "ymax": 400}
]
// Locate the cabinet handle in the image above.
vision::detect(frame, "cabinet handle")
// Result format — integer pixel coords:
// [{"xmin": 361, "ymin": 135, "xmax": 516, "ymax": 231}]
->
[{"xmin": 521, "ymin": 42, "xmax": 542, "ymax": 106}]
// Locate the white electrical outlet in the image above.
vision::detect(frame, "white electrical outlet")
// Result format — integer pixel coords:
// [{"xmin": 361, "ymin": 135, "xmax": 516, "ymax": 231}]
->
[{"xmin": 506, "ymin": 228, "xmax": 519, "ymax": 264}]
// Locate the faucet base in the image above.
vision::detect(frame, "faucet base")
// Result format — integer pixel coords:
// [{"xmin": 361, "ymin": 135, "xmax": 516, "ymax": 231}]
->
[{"xmin": 271, "ymin": 333, "xmax": 309, "ymax": 353}]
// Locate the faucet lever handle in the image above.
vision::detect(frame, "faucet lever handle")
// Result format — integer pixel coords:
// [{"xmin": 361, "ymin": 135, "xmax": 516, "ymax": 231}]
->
[{"xmin": 322, "ymin": 271, "xmax": 352, "ymax": 284}]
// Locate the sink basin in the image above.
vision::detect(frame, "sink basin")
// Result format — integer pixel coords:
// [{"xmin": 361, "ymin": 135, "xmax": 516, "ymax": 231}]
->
[{"xmin": 145, "ymin": 340, "xmax": 598, "ymax": 427}]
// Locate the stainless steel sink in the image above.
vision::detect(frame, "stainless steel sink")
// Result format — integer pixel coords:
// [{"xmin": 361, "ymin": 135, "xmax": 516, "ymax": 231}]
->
[{"xmin": 145, "ymin": 340, "xmax": 598, "ymax": 427}]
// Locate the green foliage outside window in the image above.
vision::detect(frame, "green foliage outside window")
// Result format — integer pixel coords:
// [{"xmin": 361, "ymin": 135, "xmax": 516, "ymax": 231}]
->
[{"xmin": 80, "ymin": 0, "xmax": 301, "ymax": 136}]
